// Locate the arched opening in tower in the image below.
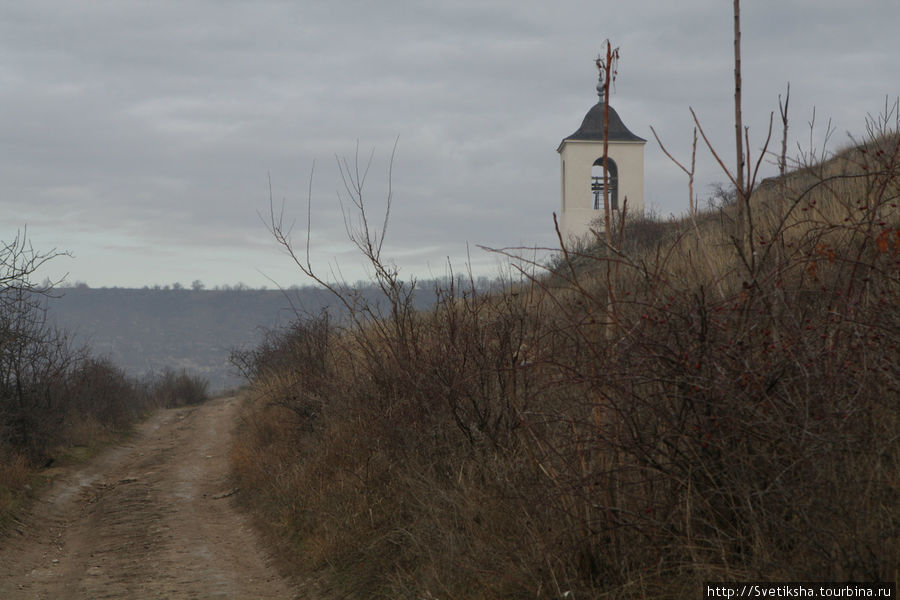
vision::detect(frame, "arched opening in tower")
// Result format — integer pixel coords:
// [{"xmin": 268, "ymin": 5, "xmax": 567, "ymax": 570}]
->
[{"xmin": 591, "ymin": 157, "xmax": 618, "ymax": 211}]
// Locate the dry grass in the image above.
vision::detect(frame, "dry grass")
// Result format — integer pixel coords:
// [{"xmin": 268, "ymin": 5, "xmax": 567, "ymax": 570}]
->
[
  {"xmin": 232, "ymin": 124, "xmax": 900, "ymax": 598},
  {"xmin": 0, "ymin": 450, "xmax": 31, "ymax": 530}
]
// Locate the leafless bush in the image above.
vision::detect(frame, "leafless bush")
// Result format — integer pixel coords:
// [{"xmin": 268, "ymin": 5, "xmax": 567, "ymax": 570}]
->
[
  {"xmin": 150, "ymin": 368, "xmax": 210, "ymax": 408},
  {"xmin": 0, "ymin": 238, "xmax": 76, "ymax": 462},
  {"xmin": 65, "ymin": 357, "xmax": 151, "ymax": 428},
  {"xmin": 231, "ymin": 311, "xmax": 332, "ymax": 429},
  {"xmin": 232, "ymin": 52, "xmax": 899, "ymax": 600}
]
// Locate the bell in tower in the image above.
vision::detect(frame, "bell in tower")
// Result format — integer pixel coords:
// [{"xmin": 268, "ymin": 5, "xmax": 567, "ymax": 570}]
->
[{"xmin": 557, "ymin": 62, "xmax": 646, "ymax": 242}]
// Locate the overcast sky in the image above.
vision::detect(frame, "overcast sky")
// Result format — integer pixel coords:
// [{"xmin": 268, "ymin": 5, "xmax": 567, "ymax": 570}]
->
[{"xmin": 2, "ymin": 1, "xmax": 897, "ymax": 289}]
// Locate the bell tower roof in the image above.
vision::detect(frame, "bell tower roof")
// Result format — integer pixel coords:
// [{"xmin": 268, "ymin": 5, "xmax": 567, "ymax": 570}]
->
[{"xmin": 558, "ymin": 102, "xmax": 646, "ymax": 151}]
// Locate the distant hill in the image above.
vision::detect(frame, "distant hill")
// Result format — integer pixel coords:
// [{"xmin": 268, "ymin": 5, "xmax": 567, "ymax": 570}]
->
[
  {"xmin": 44, "ymin": 286, "xmax": 338, "ymax": 391},
  {"xmin": 44, "ymin": 284, "xmax": 443, "ymax": 391}
]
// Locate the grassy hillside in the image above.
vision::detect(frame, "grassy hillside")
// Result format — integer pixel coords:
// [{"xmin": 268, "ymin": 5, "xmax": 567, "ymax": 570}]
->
[{"xmin": 231, "ymin": 122, "xmax": 899, "ymax": 597}]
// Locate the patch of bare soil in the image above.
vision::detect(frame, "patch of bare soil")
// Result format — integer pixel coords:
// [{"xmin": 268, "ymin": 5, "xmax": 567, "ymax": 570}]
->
[{"xmin": 0, "ymin": 395, "xmax": 299, "ymax": 599}]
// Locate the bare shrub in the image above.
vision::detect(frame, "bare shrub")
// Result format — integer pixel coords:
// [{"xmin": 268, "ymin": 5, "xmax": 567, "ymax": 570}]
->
[
  {"xmin": 65, "ymin": 357, "xmax": 147, "ymax": 428},
  {"xmin": 231, "ymin": 79, "xmax": 899, "ymax": 600},
  {"xmin": 0, "ymin": 271, "xmax": 77, "ymax": 462},
  {"xmin": 150, "ymin": 368, "xmax": 210, "ymax": 408}
]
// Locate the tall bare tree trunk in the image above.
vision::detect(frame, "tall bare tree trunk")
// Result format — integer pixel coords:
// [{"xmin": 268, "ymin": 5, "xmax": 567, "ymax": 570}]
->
[
  {"xmin": 597, "ymin": 41, "xmax": 620, "ymax": 340},
  {"xmin": 601, "ymin": 42, "xmax": 613, "ymax": 249},
  {"xmin": 733, "ymin": 0, "xmax": 746, "ymax": 252}
]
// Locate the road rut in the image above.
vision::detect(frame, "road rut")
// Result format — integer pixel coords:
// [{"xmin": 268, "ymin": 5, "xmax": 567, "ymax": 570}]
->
[{"xmin": 0, "ymin": 395, "xmax": 298, "ymax": 599}]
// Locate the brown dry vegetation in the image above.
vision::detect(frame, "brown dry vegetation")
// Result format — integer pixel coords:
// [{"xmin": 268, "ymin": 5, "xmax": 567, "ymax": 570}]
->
[{"xmin": 231, "ymin": 111, "xmax": 899, "ymax": 598}]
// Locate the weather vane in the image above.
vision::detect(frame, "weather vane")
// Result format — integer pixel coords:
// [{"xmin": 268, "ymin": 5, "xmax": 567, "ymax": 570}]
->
[{"xmin": 595, "ymin": 40, "xmax": 620, "ymax": 100}]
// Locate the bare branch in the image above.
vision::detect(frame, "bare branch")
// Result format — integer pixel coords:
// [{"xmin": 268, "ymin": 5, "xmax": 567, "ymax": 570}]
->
[{"xmin": 690, "ymin": 107, "xmax": 740, "ymax": 189}]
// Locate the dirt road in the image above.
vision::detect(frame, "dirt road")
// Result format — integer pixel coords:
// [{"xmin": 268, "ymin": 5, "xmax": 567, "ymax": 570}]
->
[{"xmin": 0, "ymin": 395, "xmax": 299, "ymax": 599}]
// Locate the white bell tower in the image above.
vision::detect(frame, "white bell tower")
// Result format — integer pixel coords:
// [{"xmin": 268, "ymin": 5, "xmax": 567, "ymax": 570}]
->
[{"xmin": 557, "ymin": 69, "xmax": 646, "ymax": 242}]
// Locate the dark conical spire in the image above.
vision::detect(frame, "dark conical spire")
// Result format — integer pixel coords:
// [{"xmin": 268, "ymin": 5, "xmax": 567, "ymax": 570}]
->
[{"xmin": 559, "ymin": 103, "xmax": 646, "ymax": 148}]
